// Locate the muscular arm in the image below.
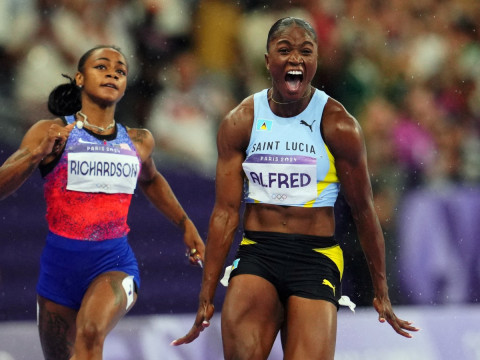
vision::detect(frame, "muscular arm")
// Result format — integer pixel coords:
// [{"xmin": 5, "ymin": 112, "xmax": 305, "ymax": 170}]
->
[
  {"xmin": 130, "ymin": 127, "xmax": 204, "ymax": 260},
  {"xmin": 133, "ymin": 128, "xmax": 191, "ymax": 228},
  {"xmin": 0, "ymin": 119, "xmax": 72, "ymax": 200},
  {"xmin": 172, "ymin": 97, "xmax": 254, "ymax": 345},
  {"xmin": 200, "ymin": 102, "xmax": 252, "ymax": 307},
  {"xmin": 0, "ymin": 148, "xmax": 41, "ymax": 201},
  {"xmin": 323, "ymin": 98, "xmax": 418, "ymax": 337},
  {"xmin": 323, "ymin": 99, "xmax": 387, "ymax": 296}
]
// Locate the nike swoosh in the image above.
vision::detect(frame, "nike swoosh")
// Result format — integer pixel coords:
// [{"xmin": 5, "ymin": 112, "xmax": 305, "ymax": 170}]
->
[{"xmin": 78, "ymin": 138, "xmax": 98, "ymax": 144}]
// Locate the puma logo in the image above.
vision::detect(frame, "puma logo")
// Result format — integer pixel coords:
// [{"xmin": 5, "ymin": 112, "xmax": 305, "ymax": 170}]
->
[
  {"xmin": 300, "ymin": 119, "xmax": 316, "ymax": 132},
  {"xmin": 322, "ymin": 279, "xmax": 335, "ymax": 296}
]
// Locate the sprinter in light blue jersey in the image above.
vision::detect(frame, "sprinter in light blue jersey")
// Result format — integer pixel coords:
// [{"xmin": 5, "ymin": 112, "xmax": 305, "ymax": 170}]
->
[
  {"xmin": 175, "ymin": 17, "xmax": 418, "ymax": 359},
  {"xmin": 243, "ymin": 87, "xmax": 339, "ymax": 208}
]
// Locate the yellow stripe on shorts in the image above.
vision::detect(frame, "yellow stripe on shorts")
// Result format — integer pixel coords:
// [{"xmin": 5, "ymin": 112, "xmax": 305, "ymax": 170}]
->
[
  {"xmin": 240, "ymin": 238, "xmax": 257, "ymax": 245},
  {"xmin": 313, "ymin": 245, "xmax": 344, "ymax": 279}
]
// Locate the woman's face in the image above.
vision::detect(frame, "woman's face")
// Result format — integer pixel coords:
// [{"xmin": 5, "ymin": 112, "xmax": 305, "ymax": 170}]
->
[
  {"xmin": 265, "ymin": 24, "xmax": 318, "ymax": 100},
  {"xmin": 75, "ymin": 47, "xmax": 128, "ymax": 106}
]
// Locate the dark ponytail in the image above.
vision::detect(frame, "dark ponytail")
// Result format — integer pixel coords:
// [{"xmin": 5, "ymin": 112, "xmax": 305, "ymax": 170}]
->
[{"xmin": 47, "ymin": 74, "xmax": 82, "ymax": 116}]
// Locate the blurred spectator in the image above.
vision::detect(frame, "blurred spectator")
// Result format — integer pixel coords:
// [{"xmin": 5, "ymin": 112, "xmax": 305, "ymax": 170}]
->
[
  {"xmin": 10, "ymin": 0, "xmax": 137, "ymax": 129},
  {"xmin": 391, "ymin": 85, "xmax": 439, "ymax": 187},
  {"xmin": 191, "ymin": 0, "xmax": 244, "ymax": 97},
  {"xmin": 146, "ymin": 49, "xmax": 235, "ymax": 176},
  {"xmin": 0, "ymin": 0, "xmax": 25, "ymax": 101},
  {"xmin": 118, "ymin": 0, "xmax": 198, "ymax": 127},
  {"xmin": 7, "ymin": 0, "xmax": 72, "ymax": 128},
  {"xmin": 0, "ymin": 0, "xmax": 30, "ymax": 144}
]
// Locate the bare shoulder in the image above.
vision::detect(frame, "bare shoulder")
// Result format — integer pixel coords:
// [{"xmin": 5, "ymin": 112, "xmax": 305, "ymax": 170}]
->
[
  {"xmin": 322, "ymin": 98, "xmax": 361, "ymax": 137},
  {"xmin": 322, "ymin": 97, "xmax": 364, "ymax": 157},
  {"xmin": 218, "ymin": 95, "xmax": 254, "ymax": 153},
  {"xmin": 225, "ymin": 95, "xmax": 254, "ymax": 123},
  {"xmin": 20, "ymin": 118, "xmax": 64, "ymax": 146},
  {"xmin": 126, "ymin": 126, "xmax": 154, "ymax": 161},
  {"xmin": 127, "ymin": 126, "xmax": 154, "ymax": 144},
  {"xmin": 30, "ymin": 118, "xmax": 64, "ymax": 131}
]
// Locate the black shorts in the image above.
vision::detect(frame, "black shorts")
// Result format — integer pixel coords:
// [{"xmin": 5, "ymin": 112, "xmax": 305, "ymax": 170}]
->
[{"xmin": 229, "ymin": 230, "xmax": 344, "ymax": 307}]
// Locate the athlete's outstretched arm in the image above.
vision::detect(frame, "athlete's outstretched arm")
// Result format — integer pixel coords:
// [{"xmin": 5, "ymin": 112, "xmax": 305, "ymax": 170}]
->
[
  {"xmin": 172, "ymin": 99, "xmax": 254, "ymax": 345},
  {"xmin": 132, "ymin": 128, "xmax": 205, "ymax": 264},
  {"xmin": 322, "ymin": 98, "xmax": 419, "ymax": 338}
]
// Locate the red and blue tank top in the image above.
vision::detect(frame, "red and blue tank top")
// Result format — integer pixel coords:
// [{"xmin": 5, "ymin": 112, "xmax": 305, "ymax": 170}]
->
[{"xmin": 42, "ymin": 115, "xmax": 141, "ymax": 240}]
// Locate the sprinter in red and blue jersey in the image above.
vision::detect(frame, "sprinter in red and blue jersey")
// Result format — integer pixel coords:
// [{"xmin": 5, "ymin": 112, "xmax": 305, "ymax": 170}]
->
[{"xmin": 0, "ymin": 45, "xmax": 205, "ymax": 360}]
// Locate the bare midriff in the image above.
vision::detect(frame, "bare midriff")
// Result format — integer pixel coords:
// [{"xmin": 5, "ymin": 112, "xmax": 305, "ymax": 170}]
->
[{"xmin": 244, "ymin": 203, "xmax": 335, "ymax": 237}]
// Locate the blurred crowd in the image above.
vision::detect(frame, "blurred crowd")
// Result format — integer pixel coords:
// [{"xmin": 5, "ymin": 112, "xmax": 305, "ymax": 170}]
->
[
  {"xmin": 0, "ymin": 0, "xmax": 478, "ymax": 180},
  {"xmin": 0, "ymin": 0, "xmax": 479, "ymax": 304}
]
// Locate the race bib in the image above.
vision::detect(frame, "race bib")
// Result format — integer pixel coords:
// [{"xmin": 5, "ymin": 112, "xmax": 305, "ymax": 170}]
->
[
  {"xmin": 67, "ymin": 144, "xmax": 140, "ymax": 194},
  {"xmin": 243, "ymin": 154, "xmax": 317, "ymax": 204}
]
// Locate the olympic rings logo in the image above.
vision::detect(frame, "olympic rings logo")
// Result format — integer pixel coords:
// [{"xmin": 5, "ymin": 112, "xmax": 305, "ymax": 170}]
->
[
  {"xmin": 96, "ymin": 183, "xmax": 111, "ymax": 190},
  {"xmin": 271, "ymin": 193, "xmax": 287, "ymax": 201}
]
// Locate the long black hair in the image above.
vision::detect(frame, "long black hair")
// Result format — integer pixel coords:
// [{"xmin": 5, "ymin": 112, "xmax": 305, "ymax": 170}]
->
[{"xmin": 47, "ymin": 45, "xmax": 125, "ymax": 116}]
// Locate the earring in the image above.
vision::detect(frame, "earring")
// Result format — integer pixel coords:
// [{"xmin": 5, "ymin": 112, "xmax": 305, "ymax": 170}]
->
[{"xmin": 78, "ymin": 85, "xmax": 83, "ymax": 89}]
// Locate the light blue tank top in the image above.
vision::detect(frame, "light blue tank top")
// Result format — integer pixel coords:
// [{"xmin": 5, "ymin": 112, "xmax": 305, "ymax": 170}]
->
[{"xmin": 242, "ymin": 89, "xmax": 340, "ymax": 207}]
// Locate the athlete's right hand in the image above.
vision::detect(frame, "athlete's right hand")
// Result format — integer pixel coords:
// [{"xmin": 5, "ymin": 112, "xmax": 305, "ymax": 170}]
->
[
  {"xmin": 38, "ymin": 123, "xmax": 75, "ymax": 161},
  {"xmin": 170, "ymin": 301, "xmax": 215, "ymax": 346}
]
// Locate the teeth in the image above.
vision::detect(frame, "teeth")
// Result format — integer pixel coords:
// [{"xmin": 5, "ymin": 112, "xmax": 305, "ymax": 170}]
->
[{"xmin": 288, "ymin": 71, "xmax": 303, "ymax": 75}]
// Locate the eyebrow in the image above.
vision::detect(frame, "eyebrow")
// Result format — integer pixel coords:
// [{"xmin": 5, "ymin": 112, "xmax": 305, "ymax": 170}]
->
[
  {"xmin": 275, "ymin": 39, "xmax": 315, "ymax": 47},
  {"xmin": 95, "ymin": 57, "xmax": 127, "ymax": 67}
]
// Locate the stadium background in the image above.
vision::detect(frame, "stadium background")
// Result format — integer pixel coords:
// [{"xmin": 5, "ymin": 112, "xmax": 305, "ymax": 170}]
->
[{"xmin": 0, "ymin": 0, "xmax": 479, "ymax": 358}]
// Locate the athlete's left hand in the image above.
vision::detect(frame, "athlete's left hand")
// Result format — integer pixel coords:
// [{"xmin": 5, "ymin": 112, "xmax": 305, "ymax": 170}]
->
[
  {"xmin": 183, "ymin": 219, "xmax": 205, "ymax": 267},
  {"xmin": 373, "ymin": 296, "xmax": 420, "ymax": 338}
]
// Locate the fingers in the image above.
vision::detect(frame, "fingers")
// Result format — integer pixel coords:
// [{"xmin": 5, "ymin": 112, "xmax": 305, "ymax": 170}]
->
[
  {"xmin": 385, "ymin": 316, "xmax": 419, "ymax": 338},
  {"xmin": 58, "ymin": 123, "xmax": 75, "ymax": 138},
  {"xmin": 372, "ymin": 297, "xmax": 386, "ymax": 322},
  {"xmin": 373, "ymin": 297, "xmax": 419, "ymax": 338},
  {"xmin": 170, "ymin": 321, "xmax": 209, "ymax": 346},
  {"xmin": 398, "ymin": 319, "xmax": 419, "ymax": 334},
  {"xmin": 185, "ymin": 248, "xmax": 204, "ymax": 267},
  {"xmin": 48, "ymin": 130, "xmax": 65, "ymax": 155},
  {"xmin": 50, "ymin": 123, "xmax": 74, "ymax": 137},
  {"xmin": 171, "ymin": 308, "xmax": 212, "ymax": 346},
  {"xmin": 48, "ymin": 124, "xmax": 72, "ymax": 145}
]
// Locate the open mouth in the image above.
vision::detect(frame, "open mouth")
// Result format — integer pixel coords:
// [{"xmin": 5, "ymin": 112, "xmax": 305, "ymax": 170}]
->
[
  {"xmin": 285, "ymin": 70, "xmax": 303, "ymax": 92},
  {"xmin": 102, "ymin": 83, "xmax": 118, "ymax": 90}
]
